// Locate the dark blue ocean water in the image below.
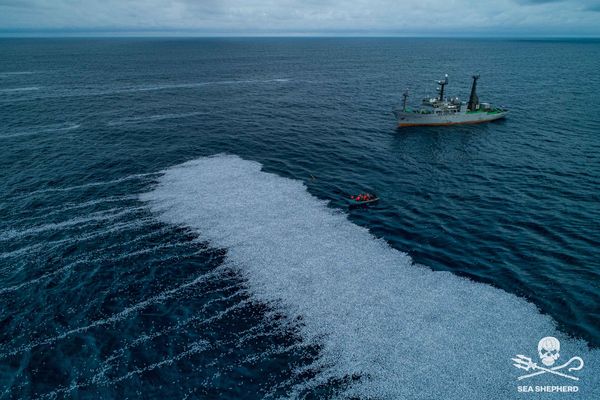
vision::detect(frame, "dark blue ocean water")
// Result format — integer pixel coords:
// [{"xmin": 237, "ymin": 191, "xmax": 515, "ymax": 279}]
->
[{"xmin": 0, "ymin": 38, "xmax": 599, "ymax": 399}]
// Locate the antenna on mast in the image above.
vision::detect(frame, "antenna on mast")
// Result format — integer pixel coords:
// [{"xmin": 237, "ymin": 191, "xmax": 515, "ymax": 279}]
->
[
  {"xmin": 402, "ymin": 89, "xmax": 409, "ymax": 111},
  {"xmin": 436, "ymin": 74, "xmax": 449, "ymax": 101}
]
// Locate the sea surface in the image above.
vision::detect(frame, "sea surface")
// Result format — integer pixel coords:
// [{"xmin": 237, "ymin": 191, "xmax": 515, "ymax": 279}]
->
[{"xmin": 0, "ymin": 38, "xmax": 599, "ymax": 399}]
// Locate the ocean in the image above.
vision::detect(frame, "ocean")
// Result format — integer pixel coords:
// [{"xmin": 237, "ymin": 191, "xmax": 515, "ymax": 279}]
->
[{"xmin": 0, "ymin": 38, "xmax": 599, "ymax": 399}]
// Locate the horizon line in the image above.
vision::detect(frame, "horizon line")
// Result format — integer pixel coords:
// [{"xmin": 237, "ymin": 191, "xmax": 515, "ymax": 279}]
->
[{"xmin": 1, "ymin": 33, "xmax": 600, "ymax": 39}]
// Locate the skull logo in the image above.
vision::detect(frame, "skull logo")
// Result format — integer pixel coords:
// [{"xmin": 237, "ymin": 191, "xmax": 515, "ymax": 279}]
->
[{"xmin": 538, "ymin": 336, "xmax": 560, "ymax": 366}]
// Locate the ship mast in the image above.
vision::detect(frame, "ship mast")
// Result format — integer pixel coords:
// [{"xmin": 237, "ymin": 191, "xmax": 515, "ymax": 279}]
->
[
  {"xmin": 467, "ymin": 75, "xmax": 480, "ymax": 111},
  {"xmin": 437, "ymin": 74, "xmax": 449, "ymax": 101},
  {"xmin": 402, "ymin": 89, "xmax": 409, "ymax": 111}
]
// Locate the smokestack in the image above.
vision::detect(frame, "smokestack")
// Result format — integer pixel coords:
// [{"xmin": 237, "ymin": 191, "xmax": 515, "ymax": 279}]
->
[{"xmin": 467, "ymin": 75, "xmax": 480, "ymax": 111}]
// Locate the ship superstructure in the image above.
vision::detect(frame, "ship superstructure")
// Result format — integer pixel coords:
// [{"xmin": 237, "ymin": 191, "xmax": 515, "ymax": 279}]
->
[{"xmin": 393, "ymin": 75, "xmax": 508, "ymax": 127}]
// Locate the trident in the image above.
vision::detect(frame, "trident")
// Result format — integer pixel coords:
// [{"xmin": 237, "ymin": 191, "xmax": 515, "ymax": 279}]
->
[{"xmin": 512, "ymin": 355, "xmax": 584, "ymax": 381}]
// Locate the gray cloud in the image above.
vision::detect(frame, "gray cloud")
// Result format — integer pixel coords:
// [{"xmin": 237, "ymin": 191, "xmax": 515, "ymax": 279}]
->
[{"xmin": 0, "ymin": 0, "xmax": 598, "ymax": 36}]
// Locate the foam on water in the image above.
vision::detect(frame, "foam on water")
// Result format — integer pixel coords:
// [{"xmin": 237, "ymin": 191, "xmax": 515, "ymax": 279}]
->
[
  {"xmin": 0, "ymin": 86, "xmax": 40, "ymax": 93},
  {"xmin": 0, "ymin": 123, "xmax": 80, "ymax": 139},
  {"xmin": 0, "ymin": 78, "xmax": 291, "ymax": 104},
  {"xmin": 140, "ymin": 155, "xmax": 599, "ymax": 399},
  {"xmin": 0, "ymin": 218, "xmax": 154, "ymax": 263},
  {"xmin": 0, "ymin": 269, "xmax": 221, "ymax": 359},
  {"xmin": 107, "ymin": 112, "xmax": 207, "ymax": 126},
  {"xmin": 11, "ymin": 194, "xmax": 138, "ymax": 222},
  {"xmin": 0, "ymin": 207, "xmax": 146, "ymax": 241},
  {"xmin": 36, "ymin": 295, "xmax": 249, "ymax": 399},
  {"xmin": 0, "ymin": 226, "xmax": 177, "ymax": 292},
  {"xmin": 0, "ymin": 71, "xmax": 37, "ymax": 77},
  {"xmin": 113, "ymin": 78, "xmax": 290, "ymax": 94},
  {"xmin": 11, "ymin": 173, "xmax": 158, "ymax": 199}
]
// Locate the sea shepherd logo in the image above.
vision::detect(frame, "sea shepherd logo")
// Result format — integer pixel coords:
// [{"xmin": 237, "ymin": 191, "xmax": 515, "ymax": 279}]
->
[{"xmin": 513, "ymin": 337, "xmax": 584, "ymax": 393}]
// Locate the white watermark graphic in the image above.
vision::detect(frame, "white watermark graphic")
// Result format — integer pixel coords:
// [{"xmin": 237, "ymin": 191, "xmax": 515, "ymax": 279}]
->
[
  {"xmin": 513, "ymin": 336, "xmax": 584, "ymax": 394},
  {"xmin": 512, "ymin": 336, "xmax": 584, "ymax": 381}
]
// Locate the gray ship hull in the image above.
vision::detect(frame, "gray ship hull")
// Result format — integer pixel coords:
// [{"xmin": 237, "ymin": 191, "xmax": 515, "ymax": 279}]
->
[{"xmin": 393, "ymin": 108, "xmax": 508, "ymax": 127}]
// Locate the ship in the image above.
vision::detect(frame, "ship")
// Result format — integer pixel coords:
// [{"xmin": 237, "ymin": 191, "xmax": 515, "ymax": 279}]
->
[{"xmin": 392, "ymin": 74, "xmax": 508, "ymax": 127}]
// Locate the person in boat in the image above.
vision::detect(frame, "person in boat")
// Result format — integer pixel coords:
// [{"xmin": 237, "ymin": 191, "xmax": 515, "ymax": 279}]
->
[{"xmin": 351, "ymin": 193, "xmax": 376, "ymax": 202}]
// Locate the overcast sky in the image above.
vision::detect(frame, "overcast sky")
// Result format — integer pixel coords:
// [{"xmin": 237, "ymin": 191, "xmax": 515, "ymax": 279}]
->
[{"xmin": 0, "ymin": 0, "xmax": 599, "ymax": 37}]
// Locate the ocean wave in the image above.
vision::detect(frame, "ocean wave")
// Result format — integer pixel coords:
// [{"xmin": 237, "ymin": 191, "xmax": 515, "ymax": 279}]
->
[
  {"xmin": 0, "ymin": 123, "xmax": 80, "ymax": 139},
  {"xmin": 139, "ymin": 154, "xmax": 600, "ymax": 399},
  {"xmin": 0, "ymin": 268, "xmax": 222, "ymax": 359},
  {"xmin": 0, "ymin": 207, "xmax": 146, "ymax": 241},
  {"xmin": 35, "ymin": 339, "xmax": 211, "ymax": 400},
  {"xmin": 120, "ymin": 78, "xmax": 290, "ymax": 93},
  {"xmin": 0, "ymin": 78, "xmax": 290, "ymax": 103},
  {"xmin": 0, "ymin": 71, "xmax": 40, "ymax": 78},
  {"xmin": 107, "ymin": 112, "xmax": 206, "ymax": 126},
  {"xmin": 101, "ymin": 287, "xmax": 245, "ymax": 364},
  {"xmin": 9, "ymin": 172, "xmax": 159, "ymax": 200},
  {"xmin": 0, "ymin": 226, "xmax": 178, "ymax": 291},
  {"xmin": 0, "ymin": 86, "xmax": 41, "ymax": 93},
  {"xmin": 0, "ymin": 218, "xmax": 154, "ymax": 263},
  {"xmin": 10, "ymin": 195, "xmax": 138, "ymax": 223}
]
